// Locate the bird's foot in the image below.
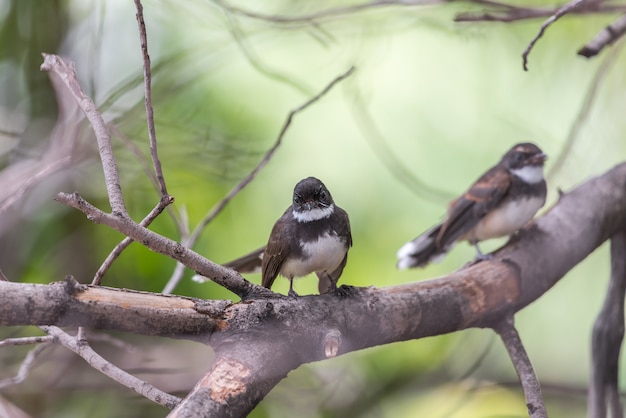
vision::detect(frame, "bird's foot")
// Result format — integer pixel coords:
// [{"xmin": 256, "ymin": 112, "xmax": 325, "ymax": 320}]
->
[
  {"xmin": 287, "ymin": 289, "xmax": 299, "ymax": 298},
  {"xmin": 333, "ymin": 285, "xmax": 355, "ymax": 298}
]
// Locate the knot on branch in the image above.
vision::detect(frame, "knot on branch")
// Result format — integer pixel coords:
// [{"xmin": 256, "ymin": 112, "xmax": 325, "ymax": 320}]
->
[
  {"xmin": 322, "ymin": 329, "xmax": 342, "ymax": 359},
  {"xmin": 64, "ymin": 275, "xmax": 86, "ymax": 295}
]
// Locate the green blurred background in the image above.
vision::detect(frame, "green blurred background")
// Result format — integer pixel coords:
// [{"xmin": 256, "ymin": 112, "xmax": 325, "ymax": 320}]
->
[{"xmin": 0, "ymin": 0, "xmax": 625, "ymax": 417}]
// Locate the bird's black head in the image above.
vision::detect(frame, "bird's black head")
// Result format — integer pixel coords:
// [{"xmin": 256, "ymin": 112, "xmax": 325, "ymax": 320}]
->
[
  {"xmin": 293, "ymin": 177, "xmax": 333, "ymax": 211},
  {"xmin": 502, "ymin": 143, "xmax": 547, "ymax": 171},
  {"xmin": 290, "ymin": 177, "xmax": 336, "ymax": 223},
  {"xmin": 501, "ymin": 143, "xmax": 547, "ymax": 184}
]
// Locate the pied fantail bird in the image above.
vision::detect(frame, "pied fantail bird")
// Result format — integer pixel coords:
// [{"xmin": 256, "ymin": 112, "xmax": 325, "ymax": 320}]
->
[{"xmin": 397, "ymin": 143, "xmax": 547, "ymax": 269}]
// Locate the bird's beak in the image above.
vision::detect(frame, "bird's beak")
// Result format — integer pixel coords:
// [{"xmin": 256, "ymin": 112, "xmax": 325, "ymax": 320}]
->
[{"xmin": 529, "ymin": 153, "xmax": 547, "ymax": 164}]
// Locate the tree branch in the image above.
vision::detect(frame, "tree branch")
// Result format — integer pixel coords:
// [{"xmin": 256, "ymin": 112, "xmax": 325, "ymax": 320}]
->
[
  {"xmin": 134, "ymin": 0, "xmax": 169, "ymax": 197},
  {"xmin": 588, "ymin": 229, "xmax": 626, "ymax": 418},
  {"xmin": 493, "ymin": 316, "xmax": 547, "ymax": 418},
  {"xmin": 40, "ymin": 54, "xmax": 127, "ymax": 216},
  {"xmin": 92, "ymin": 197, "xmax": 173, "ymax": 285},
  {"xmin": 2, "ymin": 163, "xmax": 626, "ymax": 416},
  {"xmin": 0, "ymin": 344, "xmax": 51, "ymax": 389},
  {"xmin": 578, "ymin": 13, "xmax": 626, "ymax": 58},
  {"xmin": 41, "ymin": 325, "xmax": 181, "ymax": 409},
  {"xmin": 521, "ymin": 0, "xmax": 589, "ymax": 71},
  {"xmin": 55, "ymin": 192, "xmax": 258, "ymax": 297}
]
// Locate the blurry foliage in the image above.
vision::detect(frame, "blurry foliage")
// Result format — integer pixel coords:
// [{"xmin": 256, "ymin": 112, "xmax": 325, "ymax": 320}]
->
[{"xmin": 0, "ymin": 0, "xmax": 625, "ymax": 416}]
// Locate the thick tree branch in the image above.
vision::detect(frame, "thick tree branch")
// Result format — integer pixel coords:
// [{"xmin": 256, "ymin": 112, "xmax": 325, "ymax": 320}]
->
[
  {"xmin": 588, "ymin": 229, "xmax": 626, "ymax": 418},
  {"xmin": 2, "ymin": 163, "xmax": 626, "ymax": 415},
  {"xmin": 0, "ymin": 277, "xmax": 229, "ymax": 341}
]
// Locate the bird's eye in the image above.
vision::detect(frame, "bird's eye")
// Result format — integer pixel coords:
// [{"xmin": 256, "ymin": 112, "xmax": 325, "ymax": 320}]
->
[
  {"xmin": 513, "ymin": 152, "xmax": 525, "ymax": 163},
  {"xmin": 294, "ymin": 194, "xmax": 302, "ymax": 204},
  {"xmin": 319, "ymin": 190, "xmax": 326, "ymax": 200}
]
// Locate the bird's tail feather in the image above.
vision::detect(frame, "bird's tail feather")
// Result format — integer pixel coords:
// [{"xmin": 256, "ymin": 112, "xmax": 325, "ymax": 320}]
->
[
  {"xmin": 396, "ymin": 225, "xmax": 452, "ymax": 269},
  {"xmin": 222, "ymin": 247, "xmax": 265, "ymax": 274}
]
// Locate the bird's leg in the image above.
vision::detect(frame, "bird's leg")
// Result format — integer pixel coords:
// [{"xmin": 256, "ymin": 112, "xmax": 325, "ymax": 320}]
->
[
  {"xmin": 473, "ymin": 242, "xmax": 493, "ymax": 261},
  {"xmin": 287, "ymin": 278, "xmax": 299, "ymax": 298}
]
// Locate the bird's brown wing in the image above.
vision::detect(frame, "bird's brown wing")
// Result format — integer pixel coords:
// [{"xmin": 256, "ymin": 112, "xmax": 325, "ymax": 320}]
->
[
  {"xmin": 437, "ymin": 166, "xmax": 511, "ymax": 246},
  {"xmin": 329, "ymin": 206, "xmax": 352, "ymax": 283},
  {"xmin": 261, "ymin": 213, "xmax": 291, "ymax": 289}
]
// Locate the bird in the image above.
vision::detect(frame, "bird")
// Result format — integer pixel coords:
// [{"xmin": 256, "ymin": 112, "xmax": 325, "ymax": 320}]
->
[
  {"xmin": 397, "ymin": 142, "xmax": 547, "ymax": 269},
  {"xmin": 223, "ymin": 177, "xmax": 352, "ymax": 296}
]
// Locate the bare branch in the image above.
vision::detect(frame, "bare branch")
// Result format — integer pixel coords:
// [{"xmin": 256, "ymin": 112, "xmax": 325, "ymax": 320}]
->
[
  {"xmin": 0, "ymin": 344, "xmax": 51, "ymax": 389},
  {"xmin": 0, "ymin": 277, "xmax": 230, "ymax": 339},
  {"xmin": 578, "ymin": 14, "xmax": 626, "ymax": 58},
  {"xmin": 2, "ymin": 163, "xmax": 617, "ymax": 416},
  {"xmin": 41, "ymin": 325, "xmax": 181, "ymax": 409},
  {"xmin": 0, "ymin": 157, "xmax": 71, "ymax": 213},
  {"xmin": 588, "ymin": 229, "xmax": 626, "ymax": 418},
  {"xmin": 161, "ymin": 66, "xmax": 356, "ymax": 294},
  {"xmin": 455, "ymin": 1, "xmax": 626, "ymax": 23},
  {"xmin": 0, "ymin": 336, "xmax": 54, "ymax": 347},
  {"xmin": 134, "ymin": 0, "xmax": 169, "ymax": 197},
  {"xmin": 522, "ymin": 0, "xmax": 589, "ymax": 71},
  {"xmin": 93, "ymin": 196, "xmax": 173, "ymax": 285},
  {"xmin": 40, "ymin": 54, "xmax": 127, "ymax": 216},
  {"xmin": 493, "ymin": 315, "xmax": 547, "ymax": 418},
  {"xmin": 215, "ymin": 0, "xmax": 442, "ymax": 24}
]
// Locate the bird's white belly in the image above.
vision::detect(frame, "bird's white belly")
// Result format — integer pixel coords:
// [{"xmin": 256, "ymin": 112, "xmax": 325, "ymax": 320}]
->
[
  {"xmin": 471, "ymin": 196, "xmax": 544, "ymax": 241},
  {"xmin": 281, "ymin": 233, "xmax": 346, "ymax": 278}
]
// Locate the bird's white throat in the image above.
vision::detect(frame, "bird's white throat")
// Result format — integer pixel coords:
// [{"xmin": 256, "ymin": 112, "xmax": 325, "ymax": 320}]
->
[
  {"xmin": 293, "ymin": 204, "xmax": 334, "ymax": 223},
  {"xmin": 510, "ymin": 165, "xmax": 544, "ymax": 184}
]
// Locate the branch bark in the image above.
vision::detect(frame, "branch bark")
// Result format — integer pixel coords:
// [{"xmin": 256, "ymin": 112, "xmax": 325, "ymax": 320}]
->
[{"xmin": 2, "ymin": 163, "xmax": 626, "ymax": 415}]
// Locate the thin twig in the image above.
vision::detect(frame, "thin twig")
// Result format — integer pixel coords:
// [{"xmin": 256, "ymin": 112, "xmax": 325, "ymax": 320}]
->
[
  {"xmin": 216, "ymin": 0, "xmax": 442, "ymax": 24},
  {"xmin": 161, "ymin": 66, "xmax": 356, "ymax": 294},
  {"xmin": 547, "ymin": 42, "xmax": 622, "ymax": 179},
  {"xmin": 134, "ymin": 0, "xmax": 169, "ymax": 197},
  {"xmin": 455, "ymin": 2, "xmax": 626, "ymax": 23},
  {"xmin": 493, "ymin": 315, "xmax": 548, "ymax": 418},
  {"xmin": 93, "ymin": 197, "xmax": 172, "ymax": 285},
  {"xmin": 0, "ymin": 128, "xmax": 21, "ymax": 138},
  {"xmin": 0, "ymin": 157, "xmax": 72, "ymax": 214},
  {"xmin": 0, "ymin": 336, "xmax": 54, "ymax": 347},
  {"xmin": 578, "ymin": 13, "xmax": 626, "ymax": 58},
  {"xmin": 522, "ymin": 0, "xmax": 589, "ymax": 71},
  {"xmin": 92, "ymin": 1, "xmax": 176, "ymax": 285},
  {"xmin": 56, "ymin": 191, "xmax": 253, "ymax": 296},
  {"xmin": 40, "ymin": 325, "xmax": 180, "ymax": 409},
  {"xmin": 0, "ymin": 344, "xmax": 51, "ymax": 388},
  {"xmin": 40, "ymin": 54, "xmax": 128, "ymax": 216}
]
